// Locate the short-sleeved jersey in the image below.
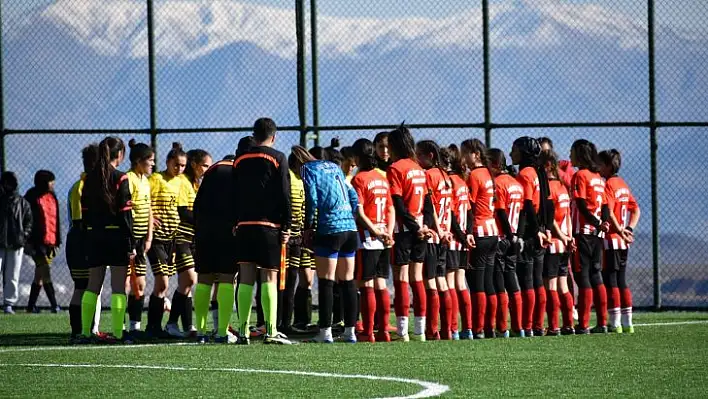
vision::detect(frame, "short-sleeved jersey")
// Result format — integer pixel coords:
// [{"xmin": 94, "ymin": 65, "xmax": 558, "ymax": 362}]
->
[
  {"xmin": 149, "ymin": 171, "xmax": 184, "ymax": 241},
  {"xmin": 176, "ymin": 175, "xmax": 197, "ymax": 238},
  {"xmin": 548, "ymin": 179, "xmax": 571, "ymax": 254},
  {"xmin": 302, "ymin": 160, "xmax": 358, "ymax": 235},
  {"xmin": 387, "ymin": 159, "xmax": 426, "ymax": 232},
  {"xmin": 289, "ymin": 169, "xmax": 306, "ymax": 237},
  {"xmin": 517, "ymin": 166, "xmax": 540, "ymax": 213},
  {"xmin": 81, "ymin": 168, "xmax": 134, "ymax": 248},
  {"xmin": 571, "ymin": 169, "xmax": 606, "ymax": 235},
  {"xmin": 194, "ymin": 160, "xmax": 236, "ymax": 241},
  {"xmin": 351, "ymin": 169, "xmax": 392, "ymax": 250},
  {"xmin": 468, "ymin": 167, "xmax": 498, "ymax": 237},
  {"xmin": 449, "ymin": 174, "xmax": 470, "ymax": 250},
  {"xmin": 67, "ymin": 174, "xmax": 85, "ymax": 226},
  {"xmin": 127, "ymin": 170, "xmax": 151, "ymax": 239},
  {"xmin": 425, "ymin": 168, "xmax": 453, "ymax": 244},
  {"xmin": 604, "ymin": 175, "xmax": 639, "ymax": 250},
  {"xmin": 494, "ymin": 173, "xmax": 523, "ymax": 235}
]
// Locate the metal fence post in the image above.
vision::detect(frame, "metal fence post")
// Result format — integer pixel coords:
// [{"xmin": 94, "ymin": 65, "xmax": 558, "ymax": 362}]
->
[
  {"xmin": 0, "ymin": 0, "xmax": 5, "ymax": 173},
  {"xmin": 482, "ymin": 0, "xmax": 492, "ymax": 147},
  {"xmin": 648, "ymin": 0, "xmax": 661, "ymax": 310},
  {"xmin": 310, "ymin": 0, "xmax": 320, "ymax": 147},
  {"xmin": 296, "ymin": 0, "xmax": 308, "ymax": 147},
  {"xmin": 147, "ymin": 0, "xmax": 159, "ymax": 157}
]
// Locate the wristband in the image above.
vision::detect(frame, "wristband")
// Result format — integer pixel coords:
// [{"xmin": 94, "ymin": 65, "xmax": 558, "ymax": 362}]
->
[{"xmin": 625, "ymin": 226, "xmax": 633, "ymax": 233}]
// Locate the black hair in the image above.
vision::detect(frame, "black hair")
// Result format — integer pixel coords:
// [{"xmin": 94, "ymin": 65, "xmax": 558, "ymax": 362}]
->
[
  {"xmin": 539, "ymin": 149, "xmax": 560, "ymax": 180},
  {"xmin": 512, "ymin": 136, "xmax": 552, "ymax": 229},
  {"xmin": 487, "ymin": 148, "xmax": 514, "ymax": 176},
  {"xmin": 388, "ymin": 125, "xmax": 416, "ymax": 160},
  {"xmin": 222, "ymin": 154, "xmax": 236, "ymax": 161},
  {"xmin": 89, "ymin": 136, "xmax": 125, "ymax": 211},
  {"xmin": 0, "ymin": 171, "xmax": 19, "ymax": 194},
  {"xmin": 340, "ymin": 146, "xmax": 355, "ymax": 161},
  {"xmin": 253, "ymin": 117, "xmax": 277, "ymax": 142},
  {"xmin": 33, "ymin": 170, "xmax": 56, "ymax": 193},
  {"xmin": 82, "ymin": 144, "xmax": 100, "ymax": 174},
  {"xmin": 374, "ymin": 131, "xmax": 389, "ymax": 145},
  {"xmin": 352, "ymin": 138, "xmax": 378, "ymax": 172},
  {"xmin": 289, "ymin": 146, "xmax": 315, "ymax": 172},
  {"xmin": 236, "ymin": 136, "xmax": 255, "ymax": 157},
  {"xmin": 128, "ymin": 139, "xmax": 154, "ymax": 170},
  {"xmin": 167, "ymin": 142, "xmax": 187, "ymax": 163},
  {"xmin": 447, "ymin": 144, "xmax": 465, "ymax": 177},
  {"xmin": 461, "ymin": 138, "xmax": 495, "ymax": 201},
  {"xmin": 539, "ymin": 137, "xmax": 554, "ymax": 149},
  {"xmin": 571, "ymin": 139, "xmax": 600, "ymax": 173},
  {"xmin": 327, "ymin": 137, "xmax": 340, "ymax": 150},
  {"xmin": 326, "ymin": 147, "xmax": 343, "ymax": 166},
  {"xmin": 309, "ymin": 146, "xmax": 328, "ymax": 161},
  {"xmin": 598, "ymin": 149, "xmax": 622, "ymax": 176},
  {"xmin": 185, "ymin": 149, "xmax": 211, "ymax": 184},
  {"xmin": 417, "ymin": 140, "xmax": 451, "ymax": 189}
]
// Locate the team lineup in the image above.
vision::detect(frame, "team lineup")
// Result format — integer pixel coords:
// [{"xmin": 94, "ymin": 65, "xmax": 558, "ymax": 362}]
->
[{"xmin": 66, "ymin": 117, "xmax": 640, "ymax": 345}]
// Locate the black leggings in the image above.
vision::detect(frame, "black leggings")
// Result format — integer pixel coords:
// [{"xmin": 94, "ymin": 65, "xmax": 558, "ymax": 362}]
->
[
  {"xmin": 602, "ymin": 248, "xmax": 629, "ymax": 289},
  {"xmin": 467, "ymin": 236, "xmax": 499, "ymax": 294},
  {"xmin": 517, "ymin": 239, "xmax": 544, "ymax": 290},
  {"xmin": 494, "ymin": 239, "xmax": 520, "ymax": 294},
  {"xmin": 574, "ymin": 234, "xmax": 604, "ymax": 289}
]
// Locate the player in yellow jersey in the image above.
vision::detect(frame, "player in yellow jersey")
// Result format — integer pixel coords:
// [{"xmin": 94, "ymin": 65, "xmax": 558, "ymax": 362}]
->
[
  {"xmin": 125, "ymin": 140, "xmax": 155, "ymax": 334},
  {"xmin": 165, "ymin": 149, "xmax": 212, "ymax": 338},
  {"xmin": 146, "ymin": 143, "xmax": 187, "ymax": 338}
]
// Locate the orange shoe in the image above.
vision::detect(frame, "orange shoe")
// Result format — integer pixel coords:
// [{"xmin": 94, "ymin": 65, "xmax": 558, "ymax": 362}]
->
[
  {"xmin": 357, "ymin": 333, "xmax": 376, "ymax": 343},
  {"xmin": 375, "ymin": 330, "xmax": 391, "ymax": 343}
]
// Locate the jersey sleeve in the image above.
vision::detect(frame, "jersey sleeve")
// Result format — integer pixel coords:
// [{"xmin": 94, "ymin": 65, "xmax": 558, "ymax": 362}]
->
[
  {"xmin": 571, "ymin": 171, "xmax": 588, "ymax": 200},
  {"xmin": 518, "ymin": 169, "xmax": 535, "ymax": 202},
  {"xmin": 628, "ymin": 188, "xmax": 639, "ymax": 211},
  {"xmin": 302, "ymin": 164, "xmax": 318, "ymax": 229},
  {"xmin": 387, "ymin": 167, "xmax": 403, "ymax": 197},
  {"xmin": 347, "ymin": 179, "xmax": 359, "ymax": 215},
  {"xmin": 495, "ymin": 182, "xmax": 508, "ymax": 211},
  {"xmin": 352, "ymin": 176, "xmax": 366, "ymax": 205},
  {"xmin": 604, "ymin": 182, "xmax": 616, "ymax": 210},
  {"xmin": 467, "ymin": 173, "xmax": 479, "ymax": 204},
  {"xmin": 177, "ymin": 177, "xmax": 191, "ymax": 207}
]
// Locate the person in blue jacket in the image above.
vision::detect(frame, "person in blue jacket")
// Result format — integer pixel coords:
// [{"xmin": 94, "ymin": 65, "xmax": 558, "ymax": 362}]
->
[{"xmin": 302, "ymin": 158, "xmax": 359, "ymax": 343}]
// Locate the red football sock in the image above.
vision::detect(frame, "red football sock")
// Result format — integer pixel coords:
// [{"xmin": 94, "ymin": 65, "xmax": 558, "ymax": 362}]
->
[
  {"xmin": 449, "ymin": 287, "xmax": 459, "ymax": 332},
  {"xmin": 561, "ymin": 291, "xmax": 575, "ymax": 328},
  {"xmin": 412, "ymin": 281, "xmax": 427, "ymax": 317},
  {"xmin": 425, "ymin": 289, "xmax": 439, "ymax": 336},
  {"xmin": 533, "ymin": 287, "xmax": 547, "ymax": 331},
  {"xmin": 360, "ymin": 287, "xmax": 376, "ymax": 336},
  {"xmin": 579, "ymin": 287, "xmax": 593, "ymax": 329},
  {"xmin": 485, "ymin": 293, "xmax": 497, "ymax": 334},
  {"xmin": 546, "ymin": 290, "xmax": 560, "ymax": 331},
  {"xmin": 593, "ymin": 284, "xmax": 608, "ymax": 327},
  {"xmin": 394, "ymin": 280, "xmax": 409, "ymax": 317},
  {"xmin": 375, "ymin": 288, "xmax": 391, "ymax": 333},
  {"xmin": 457, "ymin": 289, "xmax": 472, "ymax": 331},
  {"xmin": 620, "ymin": 288, "xmax": 633, "ymax": 309},
  {"xmin": 496, "ymin": 292, "xmax": 509, "ymax": 332},
  {"xmin": 522, "ymin": 289, "xmax": 535, "ymax": 331},
  {"xmin": 439, "ymin": 290, "xmax": 452, "ymax": 339},
  {"xmin": 472, "ymin": 292, "xmax": 486, "ymax": 334},
  {"xmin": 609, "ymin": 287, "xmax": 621, "ymax": 310},
  {"xmin": 510, "ymin": 291, "xmax": 522, "ymax": 333}
]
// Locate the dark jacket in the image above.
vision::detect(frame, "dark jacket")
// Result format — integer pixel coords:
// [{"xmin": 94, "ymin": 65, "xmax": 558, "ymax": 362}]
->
[
  {"xmin": 24, "ymin": 187, "xmax": 62, "ymax": 255},
  {"xmin": 0, "ymin": 190, "xmax": 33, "ymax": 250}
]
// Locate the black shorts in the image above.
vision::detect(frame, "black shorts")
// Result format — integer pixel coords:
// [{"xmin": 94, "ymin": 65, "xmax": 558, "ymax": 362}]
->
[
  {"xmin": 31, "ymin": 246, "xmax": 57, "ymax": 267},
  {"xmin": 148, "ymin": 238, "xmax": 176, "ymax": 276},
  {"xmin": 174, "ymin": 237, "xmax": 195, "ymax": 273},
  {"xmin": 494, "ymin": 239, "xmax": 517, "ymax": 273},
  {"xmin": 286, "ymin": 236, "xmax": 314, "ymax": 268},
  {"xmin": 602, "ymin": 248, "xmax": 627, "ymax": 273},
  {"xmin": 133, "ymin": 237, "xmax": 147, "ymax": 277},
  {"xmin": 470, "ymin": 236, "xmax": 499, "ymax": 271},
  {"xmin": 235, "ymin": 225, "xmax": 282, "ymax": 270},
  {"xmin": 356, "ymin": 248, "xmax": 391, "ymax": 281},
  {"xmin": 66, "ymin": 226, "xmax": 88, "ymax": 290},
  {"xmin": 573, "ymin": 234, "xmax": 603, "ymax": 275},
  {"xmin": 392, "ymin": 232, "xmax": 426, "ymax": 266},
  {"xmin": 544, "ymin": 252, "xmax": 570, "ymax": 278},
  {"xmin": 313, "ymin": 231, "xmax": 359, "ymax": 259},
  {"xmin": 424, "ymin": 243, "xmax": 447, "ymax": 278},
  {"xmin": 194, "ymin": 236, "xmax": 238, "ymax": 275},
  {"xmin": 446, "ymin": 249, "xmax": 461, "ymax": 271},
  {"xmin": 86, "ymin": 228, "xmax": 131, "ymax": 268}
]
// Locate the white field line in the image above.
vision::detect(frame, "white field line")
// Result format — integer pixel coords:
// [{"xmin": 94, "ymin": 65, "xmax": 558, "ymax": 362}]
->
[{"xmin": 634, "ymin": 320, "xmax": 708, "ymax": 327}]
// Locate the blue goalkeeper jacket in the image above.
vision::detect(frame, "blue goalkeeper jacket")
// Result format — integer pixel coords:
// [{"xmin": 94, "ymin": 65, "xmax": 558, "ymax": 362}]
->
[{"xmin": 302, "ymin": 160, "xmax": 357, "ymax": 235}]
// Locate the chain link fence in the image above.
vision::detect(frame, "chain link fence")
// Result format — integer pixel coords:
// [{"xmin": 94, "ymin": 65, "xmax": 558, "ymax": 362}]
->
[{"xmin": 0, "ymin": 0, "xmax": 706, "ymax": 309}]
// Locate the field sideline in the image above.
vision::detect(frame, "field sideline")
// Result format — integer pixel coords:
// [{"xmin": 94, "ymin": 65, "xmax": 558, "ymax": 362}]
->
[{"xmin": 1, "ymin": 312, "xmax": 707, "ymax": 398}]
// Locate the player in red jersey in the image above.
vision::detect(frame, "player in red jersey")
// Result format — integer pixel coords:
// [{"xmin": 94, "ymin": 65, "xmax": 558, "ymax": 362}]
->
[
  {"xmin": 461, "ymin": 139, "xmax": 499, "ymax": 339},
  {"xmin": 351, "ymin": 139, "xmax": 395, "ymax": 343},
  {"xmin": 387, "ymin": 126, "xmax": 433, "ymax": 342},
  {"xmin": 599, "ymin": 149, "xmax": 640, "ymax": 334},
  {"xmin": 488, "ymin": 148, "xmax": 524, "ymax": 338},
  {"xmin": 416, "ymin": 140, "xmax": 461, "ymax": 340},
  {"xmin": 510, "ymin": 137, "xmax": 554, "ymax": 337},
  {"xmin": 540, "ymin": 150, "xmax": 576, "ymax": 336},
  {"xmin": 444, "ymin": 145, "xmax": 475, "ymax": 340},
  {"xmin": 570, "ymin": 139, "xmax": 611, "ymax": 334}
]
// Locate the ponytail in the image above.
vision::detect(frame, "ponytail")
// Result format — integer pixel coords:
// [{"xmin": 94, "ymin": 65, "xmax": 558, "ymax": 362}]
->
[
  {"xmin": 513, "ymin": 136, "xmax": 552, "ymax": 230},
  {"xmin": 128, "ymin": 139, "xmax": 154, "ymax": 170},
  {"xmin": 417, "ymin": 140, "xmax": 451, "ymax": 190},
  {"xmin": 352, "ymin": 139, "xmax": 378, "ymax": 172},
  {"xmin": 167, "ymin": 142, "xmax": 186, "ymax": 163},
  {"xmin": 89, "ymin": 136, "xmax": 125, "ymax": 213}
]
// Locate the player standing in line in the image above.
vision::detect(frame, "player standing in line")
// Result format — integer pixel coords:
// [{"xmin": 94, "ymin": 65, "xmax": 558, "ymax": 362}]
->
[
  {"xmin": 340, "ymin": 146, "xmax": 357, "ymax": 182},
  {"xmin": 164, "ymin": 149, "xmax": 212, "ymax": 338},
  {"xmin": 67, "ymin": 145, "xmax": 102, "ymax": 341},
  {"xmin": 488, "ymin": 148, "xmax": 524, "ymax": 338},
  {"xmin": 510, "ymin": 137, "xmax": 553, "ymax": 337},
  {"xmin": 387, "ymin": 126, "xmax": 431, "ymax": 342},
  {"xmin": 351, "ymin": 138, "xmax": 395, "ymax": 343},
  {"xmin": 539, "ymin": 150, "xmax": 575, "ymax": 336},
  {"xmin": 445, "ymin": 145, "xmax": 475, "ymax": 340},
  {"xmin": 599, "ymin": 149, "xmax": 640, "ymax": 334},
  {"xmin": 145, "ymin": 143, "xmax": 187, "ymax": 338},
  {"xmin": 570, "ymin": 139, "xmax": 610, "ymax": 334},
  {"xmin": 461, "ymin": 139, "xmax": 499, "ymax": 339},
  {"xmin": 79, "ymin": 137, "xmax": 134, "ymax": 343},
  {"xmin": 124, "ymin": 140, "xmax": 154, "ymax": 334},
  {"xmin": 416, "ymin": 140, "xmax": 456, "ymax": 341},
  {"xmin": 232, "ymin": 118, "xmax": 292, "ymax": 345},
  {"xmin": 374, "ymin": 132, "xmax": 392, "ymax": 171}
]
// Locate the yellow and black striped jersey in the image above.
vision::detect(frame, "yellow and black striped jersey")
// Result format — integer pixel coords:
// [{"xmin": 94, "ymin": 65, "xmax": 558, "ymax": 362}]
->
[
  {"xmin": 67, "ymin": 174, "xmax": 85, "ymax": 226},
  {"xmin": 289, "ymin": 169, "xmax": 305, "ymax": 236},
  {"xmin": 127, "ymin": 170, "xmax": 151, "ymax": 239},
  {"xmin": 176, "ymin": 174, "xmax": 197, "ymax": 239},
  {"xmin": 149, "ymin": 171, "xmax": 186, "ymax": 240}
]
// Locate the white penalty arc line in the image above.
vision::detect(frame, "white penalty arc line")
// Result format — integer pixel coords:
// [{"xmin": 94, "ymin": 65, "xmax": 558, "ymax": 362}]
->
[
  {"xmin": 0, "ymin": 363, "xmax": 449, "ymax": 399},
  {"xmin": 634, "ymin": 320, "xmax": 708, "ymax": 327}
]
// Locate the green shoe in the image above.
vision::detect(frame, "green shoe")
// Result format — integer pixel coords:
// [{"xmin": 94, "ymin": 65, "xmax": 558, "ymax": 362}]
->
[
  {"xmin": 608, "ymin": 325, "xmax": 623, "ymax": 334},
  {"xmin": 624, "ymin": 325, "xmax": 634, "ymax": 334},
  {"xmin": 411, "ymin": 333, "xmax": 426, "ymax": 342}
]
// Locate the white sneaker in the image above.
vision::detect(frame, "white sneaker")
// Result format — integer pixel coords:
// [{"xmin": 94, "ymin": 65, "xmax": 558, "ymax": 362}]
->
[
  {"xmin": 341, "ymin": 327, "xmax": 357, "ymax": 343},
  {"xmin": 165, "ymin": 323, "xmax": 185, "ymax": 338},
  {"xmin": 308, "ymin": 328, "xmax": 333, "ymax": 343},
  {"xmin": 264, "ymin": 332, "xmax": 294, "ymax": 345}
]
